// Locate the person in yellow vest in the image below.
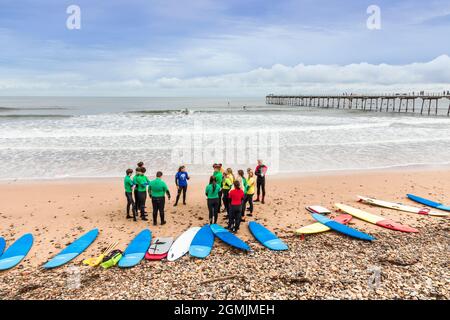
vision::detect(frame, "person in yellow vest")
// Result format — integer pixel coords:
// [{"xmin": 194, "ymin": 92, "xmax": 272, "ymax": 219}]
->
[
  {"xmin": 244, "ymin": 168, "xmax": 256, "ymax": 217},
  {"xmin": 221, "ymin": 168, "xmax": 234, "ymax": 217}
]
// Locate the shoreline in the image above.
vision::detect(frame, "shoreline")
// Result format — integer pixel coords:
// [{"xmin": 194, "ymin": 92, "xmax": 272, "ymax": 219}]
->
[
  {"xmin": 0, "ymin": 167, "xmax": 449, "ymax": 299},
  {"xmin": 2, "ymin": 162, "xmax": 450, "ymax": 184}
]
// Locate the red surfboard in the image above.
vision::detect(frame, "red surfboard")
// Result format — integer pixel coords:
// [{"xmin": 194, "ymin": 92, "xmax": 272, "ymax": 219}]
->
[{"xmin": 144, "ymin": 237, "xmax": 174, "ymax": 261}]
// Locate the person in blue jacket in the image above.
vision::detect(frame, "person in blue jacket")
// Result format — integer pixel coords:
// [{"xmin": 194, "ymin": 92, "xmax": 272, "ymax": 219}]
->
[{"xmin": 174, "ymin": 165, "xmax": 190, "ymax": 206}]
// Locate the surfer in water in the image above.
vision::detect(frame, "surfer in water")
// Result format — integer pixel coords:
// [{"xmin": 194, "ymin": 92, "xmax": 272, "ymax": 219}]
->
[
  {"xmin": 174, "ymin": 165, "xmax": 189, "ymax": 206},
  {"xmin": 254, "ymin": 160, "xmax": 268, "ymax": 204},
  {"xmin": 148, "ymin": 171, "xmax": 171, "ymax": 226},
  {"xmin": 244, "ymin": 168, "xmax": 255, "ymax": 217},
  {"xmin": 205, "ymin": 176, "xmax": 221, "ymax": 224},
  {"xmin": 133, "ymin": 166, "xmax": 150, "ymax": 220},
  {"xmin": 124, "ymin": 168, "xmax": 137, "ymax": 221},
  {"xmin": 228, "ymin": 180, "xmax": 245, "ymax": 232}
]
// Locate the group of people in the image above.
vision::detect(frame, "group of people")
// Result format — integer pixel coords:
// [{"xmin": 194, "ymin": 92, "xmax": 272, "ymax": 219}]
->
[
  {"xmin": 123, "ymin": 160, "xmax": 268, "ymax": 233},
  {"xmin": 124, "ymin": 162, "xmax": 173, "ymax": 225}
]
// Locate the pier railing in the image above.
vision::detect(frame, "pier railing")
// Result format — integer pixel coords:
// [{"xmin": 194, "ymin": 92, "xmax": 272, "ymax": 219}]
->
[{"xmin": 265, "ymin": 94, "xmax": 450, "ymax": 116}]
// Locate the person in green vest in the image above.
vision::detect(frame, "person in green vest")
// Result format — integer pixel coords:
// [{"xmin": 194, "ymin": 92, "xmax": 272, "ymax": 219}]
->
[
  {"xmin": 148, "ymin": 171, "xmax": 171, "ymax": 226},
  {"xmin": 212, "ymin": 164, "xmax": 224, "ymax": 211},
  {"xmin": 124, "ymin": 168, "xmax": 137, "ymax": 221},
  {"xmin": 205, "ymin": 175, "xmax": 221, "ymax": 224},
  {"xmin": 134, "ymin": 161, "xmax": 145, "ymax": 211},
  {"xmin": 133, "ymin": 167, "xmax": 150, "ymax": 221},
  {"xmin": 236, "ymin": 169, "xmax": 249, "ymax": 222}
]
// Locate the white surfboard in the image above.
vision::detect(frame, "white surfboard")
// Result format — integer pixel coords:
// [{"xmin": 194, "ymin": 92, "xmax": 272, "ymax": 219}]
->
[
  {"xmin": 305, "ymin": 205, "xmax": 331, "ymax": 214},
  {"xmin": 357, "ymin": 196, "xmax": 448, "ymax": 217},
  {"xmin": 167, "ymin": 227, "xmax": 201, "ymax": 262}
]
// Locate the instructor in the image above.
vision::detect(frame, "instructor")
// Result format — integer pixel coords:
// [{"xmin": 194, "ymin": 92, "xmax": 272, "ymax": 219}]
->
[{"xmin": 254, "ymin": 159, "xmax": 268, "ymax": 204}]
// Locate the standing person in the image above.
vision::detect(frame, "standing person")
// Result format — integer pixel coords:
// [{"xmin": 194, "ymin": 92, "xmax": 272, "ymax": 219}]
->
[
  {"xmin": 236, "ymin": 170, "xmax": 248, "ymax": 222},
  {"xmin": 213, "ymin": 164, "xmax": 224, "ymax": 210},
  {"xmin": 205, "ymin": 176, "xmax": 221, "ymax": 224},
  {"xmin": 254, "ymin": 160, "xmax": 268, "ymax": 204},
  {"xmin": 174, "ymin": 165, "xmax": 189, "ymax": 206},
  {"xmin": 222, "ymin": 168, "xmax": 234, "ymax": 216},
  {"xmin": 148, "ymin": 171, "xmax": 171, "ymax": 226},
  {"xmin": 243, "ymin": 168, "xmax": 255, "ymax": 217},
  {"xmin": 133, "ymin": 167, "xmax": 150, "ymax": 221},
  {"xmin": 134, "ymin": 162, "xmax": 145, "ymax": 213},
  {"xmin": 228, "ymin": 180, "xmax": 244, "ymax": 232},
  {"xmin": 124, "ymin": 168, "xmax": 137, "ymax": 221}
]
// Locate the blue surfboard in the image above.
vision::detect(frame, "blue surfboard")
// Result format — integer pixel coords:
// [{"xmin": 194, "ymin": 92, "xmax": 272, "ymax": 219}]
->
[
  {"xmin": 118, "ymin": 229, "xmax": 152, "ymax": 268},
  {"xmin": 312, "ymin": 214, "xmax": 375, "ymax": 241},
  {"xmin": 189, "ymin": 224, "xmax": 215, "ymax": 258},
  {"xmin": 0, "ymin": 237, "xmax": 5, "ymax": 257},
  {"xmin": 248, "ymin": 222, "xmax": 288, "ymax": 251},
  {"xmin": 0, "ymin": 233, "xmax": 34, "ymax": 271},
  {"xmin": 210, "ymin": 224, "xmax": 250, "ymax": 251},
  {"xmin": 407, "ymin": 194, "xmax": 450, "ymax": 212},
  {"xmin": 43, "ymin": 229, "xmax": 99, "ymax": 269}
]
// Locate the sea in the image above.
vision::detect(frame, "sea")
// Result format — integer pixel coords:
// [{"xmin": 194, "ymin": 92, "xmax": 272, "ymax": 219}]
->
[{"xmin": 1, "ymin": 96, "xmax": 450, "ymax": 180}]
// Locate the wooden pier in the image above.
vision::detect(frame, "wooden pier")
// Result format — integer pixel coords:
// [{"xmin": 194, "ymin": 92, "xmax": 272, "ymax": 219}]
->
[{"xmin": 265, "ymin": 94, "xmax": 450, "ymax": 116}]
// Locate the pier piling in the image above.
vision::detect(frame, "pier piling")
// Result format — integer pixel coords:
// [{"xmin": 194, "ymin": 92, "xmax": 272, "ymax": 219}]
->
[{"xmin": 266, "ymin": 94, "xmax": 450, "ymax": 116}]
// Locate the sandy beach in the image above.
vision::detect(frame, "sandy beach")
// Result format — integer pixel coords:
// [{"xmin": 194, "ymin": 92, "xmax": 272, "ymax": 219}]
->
[{"xmin": 0, "ymin": 168, "xmax": 449, "ymax": 300}]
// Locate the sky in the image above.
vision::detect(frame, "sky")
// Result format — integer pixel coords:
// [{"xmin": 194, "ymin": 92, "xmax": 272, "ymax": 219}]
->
[{"xmin": 0, "ymin": 0, "xmax": 450, "ymax": 96}]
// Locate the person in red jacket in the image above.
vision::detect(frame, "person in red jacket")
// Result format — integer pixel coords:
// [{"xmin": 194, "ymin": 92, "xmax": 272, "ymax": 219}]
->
[
  {"xmin": 228, "ymin": 180, "xmax": 245, "ymax": 232},
  {"xmin": 254, "ymin": 159, "xmax": 268, "ymax": 203}
]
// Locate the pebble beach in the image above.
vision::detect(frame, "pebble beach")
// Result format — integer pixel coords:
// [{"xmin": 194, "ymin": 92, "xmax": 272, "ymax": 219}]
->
[{"xmin": 0, "ymin": 168, "xmax": 449, "ymax": 300}]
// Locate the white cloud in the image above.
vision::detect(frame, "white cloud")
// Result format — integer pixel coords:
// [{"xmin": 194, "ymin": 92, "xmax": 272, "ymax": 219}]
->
[
  {"xmin": 151, "ymin": 54, "xmax": 450, "ymax": 95},
  {"xmin": 1, "ymin": 55, "xmax": 450, "ymax": 96}
]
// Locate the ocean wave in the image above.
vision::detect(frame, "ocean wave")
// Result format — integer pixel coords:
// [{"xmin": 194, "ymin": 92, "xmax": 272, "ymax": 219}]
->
[
  {"xmin": 0, "ymin": 114, "xmax": 72, "ymax": 119},
  {"xmin": 0, "ymin": 106, "xmax": 67, "ymax": 112},
  {"xmin": 2, "ymin": 136, "xmax": 450, "ymax": 151},
  {"xmin": 389, "ymin": 120, "xmax": 450, "ymax": 129},
  {"xmin": 128, "ymin": 109, "xmax": 193, "ymax": 115}
]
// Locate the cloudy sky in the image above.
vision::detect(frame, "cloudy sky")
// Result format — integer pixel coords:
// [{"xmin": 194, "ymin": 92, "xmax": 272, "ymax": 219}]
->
[{"xmin": 0, "ymin": 0, "xmax": 450, "ymax": 96}]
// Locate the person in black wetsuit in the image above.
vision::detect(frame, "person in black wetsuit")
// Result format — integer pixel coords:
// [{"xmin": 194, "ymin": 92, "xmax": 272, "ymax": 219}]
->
[
  {"xmin": 254, "ymin": 159, "xmax": 268, "ymax": 204},
  {"xmin": 148, "ymin": 171, "xmax": 171, "ymax": 225},
  {"xmin": 205, "ymin": 176, "xmax": 221, "ymax": 224},
  {"xmin": 133, "ymin": 166, "xmax": 150, "ymax": 220},
  {"xmin": 134, "ymin": 161, "xmax": 145, "ymax": 214},
  {"xmin": 124, "ymin": 168, "xmax": 137, "ymax": 221}
]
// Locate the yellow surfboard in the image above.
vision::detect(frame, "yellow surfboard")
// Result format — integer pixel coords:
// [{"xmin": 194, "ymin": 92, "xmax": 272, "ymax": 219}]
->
[
  {"xmin": 295, "ymin": 222, "xmax": 331, "ymax": 234},
  {"xmin": 335, "ymin": 203, "xmax": 382, "ymax": 224},
  {"xmin": 335, "ymin": 203, "xmax": 419, "ymax": 233}
]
